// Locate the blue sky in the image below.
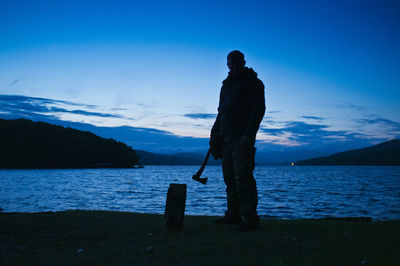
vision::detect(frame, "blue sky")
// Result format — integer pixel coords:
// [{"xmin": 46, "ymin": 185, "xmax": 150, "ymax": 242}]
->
[{"xmin": 1, "ymin": 0, "xmax": 399, "ymax": 153}]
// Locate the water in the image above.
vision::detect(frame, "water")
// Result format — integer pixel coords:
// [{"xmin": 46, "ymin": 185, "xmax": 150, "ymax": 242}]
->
[{"xmin": 1, "ymin": 166, "xmax": 399, "ymax": 220}]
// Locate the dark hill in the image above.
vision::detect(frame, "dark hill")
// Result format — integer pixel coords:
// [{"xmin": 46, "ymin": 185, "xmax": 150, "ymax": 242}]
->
[
  {"xmin": 296, "ymin": 139, "xmax": 400, "ymax": 166},
  {"xmin": 0, "ymin": 118, "xmax": 139, "ymax": 168}
]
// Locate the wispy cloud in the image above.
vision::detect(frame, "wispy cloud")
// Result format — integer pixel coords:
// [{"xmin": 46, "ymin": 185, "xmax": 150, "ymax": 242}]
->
[
  {"xmin": 301, "ymin": 115, "xmax": 324, "ymax": 120},
  {"xmin": 47, "ymin": 106, "xmax": 124, "ymax": 118},
  {"xmin": 259, "ymin": 102, "xmax": 400, "ymax": 150},
  {"xmin": 8, "ymin": 74, "xmax": 27, "ymax": 87},
  {"xmin": 259, "ymin": 119, "xmax": 383, "ymax": 152},
  {"xmin": 357, "ymin": 116, "xmax": 400, "ymax": 128},
  {"xmin": 184, "ymin": 113, "xmax": 217, "ymax": 119},
  {"xmin": 336, "ymin": 103, "xmax": 367, "ymax": 113},
  {"xmin": 0, "ymin": 95, "xmax": 124, "ymax": 119},
  {"xmin": 356, "ymin": 115, "xmax": 400, "ymax": 138},
  {"xmin": 1, "ymin": 94, "xmax": 398, "ymax": 154},
  {"xmin": 262, "ymin": 121, "xmax": 329, "ymax": 137}
]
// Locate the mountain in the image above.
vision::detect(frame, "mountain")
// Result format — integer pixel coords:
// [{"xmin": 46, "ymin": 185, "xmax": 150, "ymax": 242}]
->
[
  {"xmin": 0, "ymin": 118, "xmax": 139, "ymax": 168},
  {"xmin": 255, "ymin": 150, "xmax": 329, "ymax": 165},
  {"xmin": 0, "ymin": 118, "xmax": 218, "ymax": 167},
  {"xmin": 296, "ymin": 139, "xmax": 400, "ymax": 166}
]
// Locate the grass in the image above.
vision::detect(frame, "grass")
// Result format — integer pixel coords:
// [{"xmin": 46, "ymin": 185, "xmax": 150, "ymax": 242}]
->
[{"xmin": 1, "ymin": 210, "xmax": 399, "ymax": 265}]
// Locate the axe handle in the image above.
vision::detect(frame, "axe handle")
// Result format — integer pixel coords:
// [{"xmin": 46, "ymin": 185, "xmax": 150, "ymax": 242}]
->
[{"xmin": 193, "ymin": 148, "xmax": 211, "ymax": 178}]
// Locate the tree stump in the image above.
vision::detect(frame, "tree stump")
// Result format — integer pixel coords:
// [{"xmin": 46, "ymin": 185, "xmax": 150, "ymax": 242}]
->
[{"xmin": 164, "ymin": 183, "xmax": 187, "ymax": 230}]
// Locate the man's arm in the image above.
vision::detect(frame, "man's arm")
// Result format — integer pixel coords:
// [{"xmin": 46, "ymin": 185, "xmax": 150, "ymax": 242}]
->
[
  {"xmin": 210, "ymin": 89, "xmax": 223, "ymax": 159},
  {"xmin": 211, "ymin": 88, "xmax": 224, "ymax": 139},
  {"xmin": 210, "ymin": 113, "xmax": 220, "ymax": 140},
  {"xmin": 245, "ymin": 79, "xmax": 265, "ymax": 139}
]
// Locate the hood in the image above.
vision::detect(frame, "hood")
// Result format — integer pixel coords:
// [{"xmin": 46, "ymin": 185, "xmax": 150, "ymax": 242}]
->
[{"xmin": 227, "ymin": 67, "xmax": 258, "ymax": 79}]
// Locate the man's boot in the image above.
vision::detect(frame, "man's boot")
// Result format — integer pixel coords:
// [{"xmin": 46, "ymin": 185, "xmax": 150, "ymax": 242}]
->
[
  {"xmin": 231, "ymin": 215, "xmax": 260, "ymax": 231},
  {"xmin": 215, "ymin": 211, "xmax": 242, "ymax": 225}
]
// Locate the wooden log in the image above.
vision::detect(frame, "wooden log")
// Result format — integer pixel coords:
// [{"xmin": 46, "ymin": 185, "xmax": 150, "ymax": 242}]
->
[{"xmin": 164, "ymin": 183, "xmax": 187, "ymax": 230}]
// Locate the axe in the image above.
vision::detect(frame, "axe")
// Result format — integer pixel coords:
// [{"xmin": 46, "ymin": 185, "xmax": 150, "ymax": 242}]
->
[{"xmin": 192, "ymin": 148, "xmax": 211, "ymax": 185}]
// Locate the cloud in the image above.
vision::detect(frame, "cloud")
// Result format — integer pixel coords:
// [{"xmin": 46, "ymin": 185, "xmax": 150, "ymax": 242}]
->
[
  {"xmin": 0, "ymin": 95, "xmax": 123, "ymax": 119},
  {"xmin": 1, "ymin": 94, "xmax": 398, "ymax": 156},
  {"xmin": 0, "ymin": 95, "xmax": 96, "ymax": 108},
  {"xmin": 259, "ymin": 120, "xmax": 384, "ymax": 153},
  {"xmin": 262, "ymin": 121, "xmax": 328, "ymax": 137},
  {"xmin": 336, "ymin": 103, "xmax": 366, "ymax": 113},
  {"xmin": 8, "ymin": 74, "xmax": 27, "ymax": 87},
  {"xmin": 355, "ymin": 115, "xmax": 400, "ymax": 137},
  {"xmin": 260, "ymin": 102, "xmax": 400, "ymax": 151},
  {"xmin": 261, "ymin": 119, "xmax": 277, "ymax": 125},
  {"xmin": 301, "ymin": 115, "xmax": 324, "ymax": 120},
  {"xmin": 357, "ymin": 116, "xmax": 400, "ymax": 128},
  {"xmin": 184, "ymin": 113, "xmax": 217, "ymax": 119},
  {"xmin": 48, "ymin": 106, "xmax": 124, "ymax": 118}
]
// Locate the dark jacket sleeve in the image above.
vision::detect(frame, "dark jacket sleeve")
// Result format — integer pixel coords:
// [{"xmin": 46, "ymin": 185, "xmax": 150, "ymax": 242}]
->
[
  {"xmin": 211, "ymin": 114, "xmax": 220, "ymax": 139},
  {"xmin": 245, "ymin": 78, "xmax": 265, "ymax": 138},
  {"xmin": 209, "ymin": 89, "xmax": 223, "ymax": 159},
  {"xmin": 210, "ymin": 89, "xmax": 223, "ymax": 139}
]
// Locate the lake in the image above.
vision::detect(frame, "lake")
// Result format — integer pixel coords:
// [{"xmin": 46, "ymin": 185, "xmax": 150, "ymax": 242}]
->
[{"xmin": 1, "ymin": 166, "xmax": 399, "ymax": 220}]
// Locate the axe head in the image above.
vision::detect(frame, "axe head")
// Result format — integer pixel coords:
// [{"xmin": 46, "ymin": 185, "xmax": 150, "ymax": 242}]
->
[{"xmin": 192, "ymin": 174, "xmax": 208, "ymax": 185}]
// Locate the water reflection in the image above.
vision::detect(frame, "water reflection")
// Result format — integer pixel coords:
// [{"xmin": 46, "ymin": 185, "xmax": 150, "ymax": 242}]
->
[{"xmin": 0, "ymin": 166, "xmax": 399, "ymax": 220}]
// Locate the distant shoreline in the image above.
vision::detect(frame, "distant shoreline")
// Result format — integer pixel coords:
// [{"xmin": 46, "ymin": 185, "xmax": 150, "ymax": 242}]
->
[{"xmin": 1, "ymin": 164, "xmax": 400, "ymax": 170}]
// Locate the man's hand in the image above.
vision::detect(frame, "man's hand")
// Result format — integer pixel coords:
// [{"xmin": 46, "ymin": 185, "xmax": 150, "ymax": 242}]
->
[{"xmin": 239, "ymin": 135, "xmax": 252, "ymax": 149}]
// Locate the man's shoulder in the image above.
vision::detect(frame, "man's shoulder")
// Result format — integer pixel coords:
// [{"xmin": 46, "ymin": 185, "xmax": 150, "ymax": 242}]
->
[
  {"xmin": 245, "ymin": 68, "xmax": 263, "ymax": 83},
  {"xmin": 254, "ymin": 76, "xmax": 264, "ymax": 88},
  {"xmin": 248, "ymin": 73, "xmax": 264, "ymax": 90},
  {"xmin": 222, "ymin": 68, "xmax": 264, "ymax": 87}
]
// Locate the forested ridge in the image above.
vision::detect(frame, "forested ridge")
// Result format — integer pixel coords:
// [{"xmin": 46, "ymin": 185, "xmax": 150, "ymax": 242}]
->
[
  {"xmin": 0, "ymin": 119, "xmax": 139, "ymax": 168},
  {"xmin": 296, "ymin": 139, "xmax": 400, "ymax": 166}
]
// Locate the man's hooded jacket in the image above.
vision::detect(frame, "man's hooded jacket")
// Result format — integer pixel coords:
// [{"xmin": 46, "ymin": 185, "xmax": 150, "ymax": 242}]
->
[{"xmin": 211, "ymin": 67, "xmax": 265, "ymax": 143}]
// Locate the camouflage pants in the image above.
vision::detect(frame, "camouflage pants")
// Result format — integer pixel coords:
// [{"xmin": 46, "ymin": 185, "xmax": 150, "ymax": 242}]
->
[{"xmin": 221, "ymin": 137, "xmax": 258, "ymax": 219}]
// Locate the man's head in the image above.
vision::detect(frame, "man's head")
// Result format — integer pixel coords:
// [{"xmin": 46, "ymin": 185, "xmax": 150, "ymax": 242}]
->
[{"xmin": 227, "ymin": 50, "xmax": 246, "ymax": 73}]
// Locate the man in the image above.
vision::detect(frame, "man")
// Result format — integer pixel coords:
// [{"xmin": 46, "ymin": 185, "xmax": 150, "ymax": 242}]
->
[{"xmin": 210, "ymin": 50, "xmax": 265, "ymax": 231}]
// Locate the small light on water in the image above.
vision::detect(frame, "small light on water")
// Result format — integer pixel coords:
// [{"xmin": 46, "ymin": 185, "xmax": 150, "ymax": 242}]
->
[{"xmin": 291, "ymin": 162, "xmax": 294, "ymax": 166}]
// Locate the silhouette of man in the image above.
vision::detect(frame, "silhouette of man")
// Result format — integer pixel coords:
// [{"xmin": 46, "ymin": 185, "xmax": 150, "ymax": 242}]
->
[{"xmin": 210, "ymin": 50, "xmax": 265, "ymax": 231}]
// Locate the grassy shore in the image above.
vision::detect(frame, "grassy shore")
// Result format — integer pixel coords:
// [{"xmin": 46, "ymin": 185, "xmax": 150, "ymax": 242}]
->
[{"xmin": 1, "ymin": 211, "xmax": 399, "ymax": 265}]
